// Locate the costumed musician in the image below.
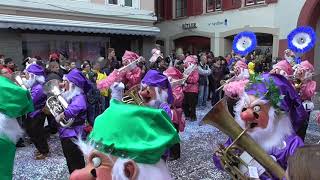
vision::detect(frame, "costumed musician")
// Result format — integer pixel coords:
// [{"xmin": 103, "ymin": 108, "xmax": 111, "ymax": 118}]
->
[
  {"xmin": 0, "ymin": 75, "xmax": 34, "ymax": 180},
  {"xmin": 70, "ymin": 100, "xmax": 180, "ymax": 180},
  {"xmin": 213, "ymin": 73, "xmax": 308, "ymax": 180},
  {"xmin": 55, "ymin": 69, "xmax": 93, "ymax": 174},
  {"xmin": 23, "ymin": 64, "xmax": 50, "ymax": 160}
]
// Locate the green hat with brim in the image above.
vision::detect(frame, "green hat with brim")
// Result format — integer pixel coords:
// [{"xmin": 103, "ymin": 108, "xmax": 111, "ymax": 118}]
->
[
  {"xmin": 0, "ymin": 76, "xmax": 34, "ymax": 118},
  {"xmin": 89, "ymin": 99, "xmax": 180, "ymax": 164}
]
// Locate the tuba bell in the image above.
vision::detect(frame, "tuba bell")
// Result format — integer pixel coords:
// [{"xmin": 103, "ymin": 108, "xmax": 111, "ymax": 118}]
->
[
  {"xmin": 201, "ymin": 97, "xmax": 285, "ymax": 179},
  {"xmin": 11, "ymin": 71, "xmax": 28, "ymax": 89},
  {"xmin": 44, "ymin": 79, "xmax": 74, "ymax": 127},
  {"xmin": 122, "ymin": 84, "xmax": 144, "ymax": 105}
]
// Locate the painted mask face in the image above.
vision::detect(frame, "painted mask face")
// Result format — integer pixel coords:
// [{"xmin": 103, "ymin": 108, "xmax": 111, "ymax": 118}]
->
[{"xmin": 240, "ymin": 95, "xmax": 271, "ymax": 132}]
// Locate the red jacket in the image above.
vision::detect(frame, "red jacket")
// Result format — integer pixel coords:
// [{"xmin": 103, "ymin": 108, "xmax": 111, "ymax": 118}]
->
[{"xmin": 183, "ymin": 70, "xmax": 199, "ymax": 93}]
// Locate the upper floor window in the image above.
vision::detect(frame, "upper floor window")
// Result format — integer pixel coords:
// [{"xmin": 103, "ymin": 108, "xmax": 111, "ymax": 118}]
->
[
  {"xmin": 108, "ymin": 0, "xmax": 118, "ymax": 5},
  {"xmin": 106, "ymin": 0, "xmax": 135, "ymax": 7},
  {"xmin": 207, "ymin": 0, "xmax": 222, "ymax": 12},
  {"xmin": 155, "ymin": 0, "xmax": 164, "ymax": 21},
  {"xmin": 176, "ymin": 0, "xmax": 187, "ymax": 18},
  {"xmin": 245, "ymin": 0, "xmax": 265, "ymax": 6}
]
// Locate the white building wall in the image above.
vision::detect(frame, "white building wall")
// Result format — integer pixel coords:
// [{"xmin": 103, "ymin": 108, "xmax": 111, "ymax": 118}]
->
[{"xmin": 156, "ymin": 0, "xmax": 307, "ymax": 57}]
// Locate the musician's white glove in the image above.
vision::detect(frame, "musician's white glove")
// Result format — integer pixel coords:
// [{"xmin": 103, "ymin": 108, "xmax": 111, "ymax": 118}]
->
[
  {"xmin": 110, "ymin": 82, "xmax": 125, "ymax": 101},
  {"xmin": 184, "ymin": 64, "xmax": 195, "ymax": 76},
  {"xmin": 55, "ymin": 112, "xmax": 65, "ymax": 123},
  {"xmin": 303, "ymin": 101, "xmax": 314, "ymax": 111}
]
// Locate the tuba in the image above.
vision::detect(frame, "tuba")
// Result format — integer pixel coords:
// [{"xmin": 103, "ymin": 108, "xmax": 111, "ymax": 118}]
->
[
  {"xmin": 201, "ymin": 97, "xmax": 285, "ymax": 179},
  {"xmin": 44, "ymin": 80, "xmax": 74, "ymax": 127},
  {"xmin": 122, "ymin": 84, "xmax": 144, "ymax": 105},
  {"xmin": 11, "ymin": 71, "xmax": 28, "ymax": 89}
]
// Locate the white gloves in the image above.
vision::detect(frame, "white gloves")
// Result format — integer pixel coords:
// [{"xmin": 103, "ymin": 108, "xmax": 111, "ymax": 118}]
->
[
  {"xmin": 111, "ymin": 82, "xmax": 125, "ymax": 101},
  {"xmin": 184, "ymin": 64, "xmax": 195, "ymax": 76},
  {"xmin": 303, "ymin": 101, "xmax": 314, "ymax": 111}
]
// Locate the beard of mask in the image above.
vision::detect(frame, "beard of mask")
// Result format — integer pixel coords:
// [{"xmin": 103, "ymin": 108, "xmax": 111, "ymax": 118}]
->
[
  {"xmin": 147, "ymin": 87, "xmax": 168, "ymax": 108},
  {"xmin": 61, "ymin": 83, "xmax": 82, "ymax": 103},
  {"xmin": 234, "ymin": 94, "xmax": 293, "ymax": 152}
]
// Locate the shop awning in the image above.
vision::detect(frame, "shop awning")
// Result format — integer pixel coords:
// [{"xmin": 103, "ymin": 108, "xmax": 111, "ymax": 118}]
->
[{"xmin": 0, "ymin": 14, "xmax": 160, "ymax": 36}]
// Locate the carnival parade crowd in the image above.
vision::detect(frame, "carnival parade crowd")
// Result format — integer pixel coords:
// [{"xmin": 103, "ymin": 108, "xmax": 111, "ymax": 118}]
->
[{"xmin": 1, "ymin": 27, "xmax": 320, "ymax": 180}]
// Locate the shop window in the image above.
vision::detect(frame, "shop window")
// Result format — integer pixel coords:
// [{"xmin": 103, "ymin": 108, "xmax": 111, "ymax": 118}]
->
[
  {"xmin": 176, "ymin": 0, "xmax": 187, "ymax": 18},
  {"xmin": 208, "ymin": 0, "xmax": 222, "ymax": 11},
  {"xmin": 245, "ymin": 0, "xmax": 265, "ymax": 6}
]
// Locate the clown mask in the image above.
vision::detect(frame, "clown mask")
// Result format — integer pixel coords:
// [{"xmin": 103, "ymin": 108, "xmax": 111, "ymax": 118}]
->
[{"xmin": 139, "ymin": 83, "xmax": 168, "ymax": 108}]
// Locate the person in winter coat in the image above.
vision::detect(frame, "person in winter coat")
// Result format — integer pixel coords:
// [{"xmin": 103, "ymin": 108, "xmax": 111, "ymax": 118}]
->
[
  {"xmin": 183, "ymin": 56, "xmax": 199, "ymax": 121},
  {"xmin": 197, "ymin": 54, "xmax": 211, "ymax": 107}
]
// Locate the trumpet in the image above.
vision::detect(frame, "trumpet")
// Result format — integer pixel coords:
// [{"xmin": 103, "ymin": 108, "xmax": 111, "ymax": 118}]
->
[
  {"xmin": 11, "ymin": 71, "xmax": 28, "ymax": 89},
  {"xmin": 44, "ymin": 80, "xmax": 74, "ymax": 127},
  {"xmin": 118, "ymin": 57, "xmax": 144, "ymax": 73},
  {"xmin": 215, "ymin": 75, "xmax": 236, "ymax": 92}
]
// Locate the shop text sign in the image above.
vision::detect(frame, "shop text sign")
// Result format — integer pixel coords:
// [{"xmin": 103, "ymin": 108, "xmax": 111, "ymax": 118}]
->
[
  {"xmin": 182, "ymin": 23, "xmax": 197, "ymax": 30},
  {"xmin": 208, "ymin": 19, "xmax": 228, "ymax": 26}
]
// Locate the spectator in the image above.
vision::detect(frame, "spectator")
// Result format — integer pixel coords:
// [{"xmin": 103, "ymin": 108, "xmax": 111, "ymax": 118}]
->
[
  {"xmin": 105, "ymin": 48, "xmax": 120, "ymax": 74},
  {"xmin": 44, "ymin": 61, "xmax": 62, "ymax": 135},
  {"xmin": 4, "ymin": 58, "xmax": 15, "ymax": 72},
  {"xmin": 82, "ymin": 62, "xmax": 99, "ymax": 126},
  {"xmin": 197, "ymin": 54, "xmax": 211, "ymax": 108},
  {"xmin": 211, "ymin": 57, "xmax": 228, "ymax": 105},
  {"xmin": 0, "ymin": 67, "xmax": 12, "ymax": 79},
  {"xmin": 0, "ymin": 54, "xmax": 5, "ymax": 69},
  {"xmin": 70, "ymin": 61, "xmax": 77, "ymax": 70},
  {"xmin": 92, "ymin": 60, "xmax": 109, "ymax": 113}
]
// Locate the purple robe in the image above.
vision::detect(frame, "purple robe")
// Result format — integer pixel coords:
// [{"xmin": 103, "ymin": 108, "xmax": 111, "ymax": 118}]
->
[
  {"xmin": 159, "ymin": 103, "xmax": 172, "ymax": 118},
  {"xmin": 59, "ymin": 93, "xmax": 87, "ymax": 138},
  {"xmin": 213, "ymin": 135, "xmax": 304, "ymax": 180},
  {"xmin": 28, "ymin": 83, "xmax": 47, "ymax": 118}
]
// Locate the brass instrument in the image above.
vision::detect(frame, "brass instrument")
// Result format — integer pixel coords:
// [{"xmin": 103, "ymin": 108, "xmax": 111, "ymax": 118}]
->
[
  {"xmin": 201, "ymin": 98, "xmax": 285, "ymax": 179},
  {"xmin": 11, "ymin": 71, "xmax": 28, "ymax": 89},
  {"xmin": 122, "ymin": 84, "xmax": 144, "ymax": 105},
  {"xmin": 118, "ymin": 57, "xmax": 143, "ymax": 72},
  {"xmin": 44, "ymin": 80, "xmax": 74, "ymax": 127},
  {"xmin": 215, "ymin": 75, "xmax": 236, "ymax": 92}
]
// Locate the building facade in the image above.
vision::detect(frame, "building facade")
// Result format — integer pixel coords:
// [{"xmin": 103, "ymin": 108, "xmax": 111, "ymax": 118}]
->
[
  {"xmin": 155, "ymin": 0, "xmax": 320, "ymax": 69},
  {"xmin": 0, "ymin": 0, "xmax": 158, "ymax": 65}
]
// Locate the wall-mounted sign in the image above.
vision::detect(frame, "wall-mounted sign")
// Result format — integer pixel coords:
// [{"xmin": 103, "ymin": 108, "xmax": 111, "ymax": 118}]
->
[
  {"xmin": 208, "ymin": 19, "xmax": 228, "ymax": 26},
  {"xmin": 182, "ymin": 23, "xmax": 197, "ymax": 30}
]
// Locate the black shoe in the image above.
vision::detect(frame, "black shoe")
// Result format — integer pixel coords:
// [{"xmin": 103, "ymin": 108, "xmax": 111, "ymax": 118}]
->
[{"xmin": 16, "ymin": 139, "xmax": 26, "ymax": 148}]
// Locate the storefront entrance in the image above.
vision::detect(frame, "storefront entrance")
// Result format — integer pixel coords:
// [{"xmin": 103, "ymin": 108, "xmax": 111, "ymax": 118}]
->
[{"xmin": 174, "ymin": 36, "xmax": 210, "ymax": 54}]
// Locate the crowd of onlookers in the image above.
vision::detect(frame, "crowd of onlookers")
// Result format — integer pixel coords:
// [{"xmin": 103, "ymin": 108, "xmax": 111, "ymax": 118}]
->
[{"xmin": 0, "ymin": 46, "xmax": 277, "ymax": 147}]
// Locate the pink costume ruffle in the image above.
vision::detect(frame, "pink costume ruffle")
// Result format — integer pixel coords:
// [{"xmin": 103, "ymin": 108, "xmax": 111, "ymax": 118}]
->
[
  {"xmin": 123, "ymin": 67, "xmax": 142, "ymax": 89},
  {"xmin": 171, "ymin": 108, "xmax": 185, "ymax": 132},
  {"xmin": 223, "ymin": 79, "xmax": 249, "ymax": 99},
  {"xmin": 97, "ymin": 70, "xmax": 124, "ymax": 90},
  {"xmin": 300, "ymin": 80, "xmax": 316, "ymax": 100}
]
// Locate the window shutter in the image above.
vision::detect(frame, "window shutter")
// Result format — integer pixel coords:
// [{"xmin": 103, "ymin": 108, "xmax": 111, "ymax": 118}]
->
[
  {"xmin": 164, "ymin": 0, "xmax": 172, "ymax": 20},
  {"xmin": 193, "ymin": 0, "xmax": 203, "ymax": 16},
  {"xmin": 222, "ymin": 0, "xmax": 241, "ymax": 11},
  {"xmin": 265, "ymin": 0, "xmax": 278, "ymax": 4},
  {"xmin": 187, "ymin": 0, "xmax": 193, "ymax": 16}
]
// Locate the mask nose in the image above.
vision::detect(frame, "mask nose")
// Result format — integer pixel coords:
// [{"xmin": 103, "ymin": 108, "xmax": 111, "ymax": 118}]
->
[{"xmin": 240, "ymin": 108, "xmax": 255, "ymax": 122}]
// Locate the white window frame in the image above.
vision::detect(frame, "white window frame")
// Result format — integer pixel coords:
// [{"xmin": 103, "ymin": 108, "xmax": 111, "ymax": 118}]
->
[
  {"xmin": 215, "ymin": 0, "xmax": 222, "ymax": 11},
  {"xmin": 105, "ymin": 0, "xmax": 139, "ymax": 8},
  {"xmin": 245, "ymin": 0, "xmax": 265, "ymax": 6}
]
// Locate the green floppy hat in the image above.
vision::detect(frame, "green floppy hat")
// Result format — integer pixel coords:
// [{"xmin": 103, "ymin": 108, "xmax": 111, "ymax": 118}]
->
[
  {"xmin": 0, "ymin": 76, "xmax": 34, "ymax": 118},
  {"xmin": 89, "ymin": 99, "xmax": 180, "ymax": 164}
]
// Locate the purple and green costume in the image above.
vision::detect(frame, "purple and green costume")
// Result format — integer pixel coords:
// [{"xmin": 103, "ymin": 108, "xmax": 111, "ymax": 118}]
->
[{"xmin": 213, "ymin": 73, "xmax": 307, "ymax": 180}]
